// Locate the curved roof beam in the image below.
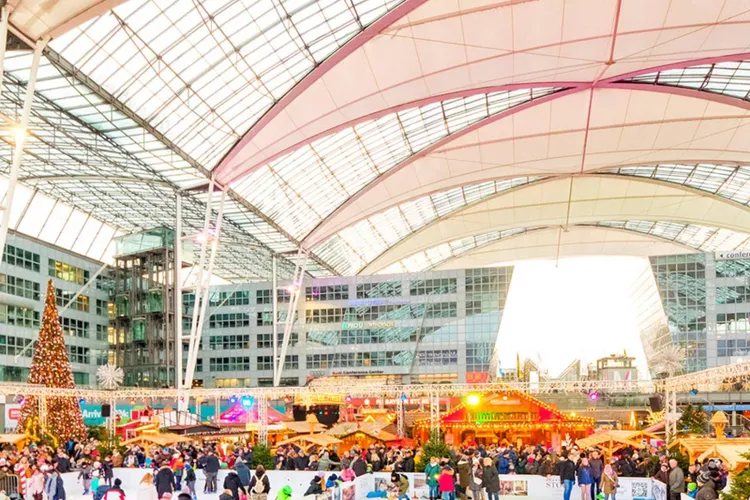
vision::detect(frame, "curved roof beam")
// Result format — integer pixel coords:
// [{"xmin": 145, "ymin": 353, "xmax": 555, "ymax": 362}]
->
[
  {"xmin": 422, "ymin": 225, "xmax": 699, "ymax": 273},
  {"xmin": 359, "ymin": 175, "xmax": 750, "ymax": 274},
  {"xmin": 231, "ymin": 86, "xmax": 574, "ymax": 242},
  {"xmin": 307, "ymin": 87, "xmax": 750, "ymax": 247},
  {"xmin": 215, "ymin": 0, "xmax": 750, "ymax": 184}
]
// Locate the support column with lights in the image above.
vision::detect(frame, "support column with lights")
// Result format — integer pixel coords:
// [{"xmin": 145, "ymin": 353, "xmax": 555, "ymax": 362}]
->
[
  {"xmin": 258, "ymin": 396, "xmax": 268, "ymax": 446},
  {"xmin": 0, "ymin": 37, "xmax": 47, "ymax": 263}
]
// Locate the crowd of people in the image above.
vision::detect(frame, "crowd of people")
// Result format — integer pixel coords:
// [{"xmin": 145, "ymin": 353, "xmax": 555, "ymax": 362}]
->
[{"xmin": 0, "ymin": 436, "xmax": 733, "ymax": 500}]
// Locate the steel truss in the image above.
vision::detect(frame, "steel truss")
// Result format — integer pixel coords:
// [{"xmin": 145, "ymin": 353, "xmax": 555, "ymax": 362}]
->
[{"xmin": 5, "ymin": 361, "xmax": 748, "ymax": 402}]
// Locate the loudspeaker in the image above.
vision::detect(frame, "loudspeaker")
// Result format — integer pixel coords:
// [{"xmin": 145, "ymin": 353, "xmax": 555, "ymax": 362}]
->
[
  {"xmin": 101, "ymin": 404, "xmax": 111, "ymax": 417},
  {"xmin": 649, "ymin": 395, "xmax": 663, "ymax": 412}
]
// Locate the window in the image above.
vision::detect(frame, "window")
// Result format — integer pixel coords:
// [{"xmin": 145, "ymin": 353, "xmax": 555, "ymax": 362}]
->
[
  {"xmin": 95, "ymin": 299, "xmax": 109, "ymax": 317},
  {"xmin": 95, "ymin": 324, "xmax": 108, "ymax": 342},
  {"xmin": 357, "ymin": 282, "xmax": 402, "ymax": 298},
  {"xmin": 256, "ymin": 289, "xmax": 271, "ymax": 304},
  {"xmin": 257, "ymin": 333, "xmax": 298, "ymax": 348},
  {"xmin": 216, "ymin": 378, "xmax": 252, "ymax": 388},
  {"xmin": 0, "ymin": 335, "xmax": 33, "ymax": 356},
  {"xmin": 96, "ymin": 275, "xmax": 114, "ymax": 293},
  {"xmin": 2, "ymin": 244, "xmax": 40, "ymax": 272},
  {"xmin": 0, "ymin": 274, "xmax": 40, "ymax": 300},
  {"xmin": 306, "ymin": 351, "xmax": 414, "ymax": 369},
  {"xmin": 209, "ymin": 357, "xmax": 250, "ymax": 372},
  {"xmin": 67, "ymin": 345, "xmax": 90, "ymax": 364},
  {"xmin": 0, "ymin": 305, "xmax": 40, "ymax": 328},
  {"xmin": 209, "ymin": 291, "xmax": 250, "ymax": 307},
  {"xmin": 283, "ymin": 355, "xmax": 299, "ymax": 370},
  {"xmin": 56, "ymin": 289, "xmax": 90, "ymax": 312},
  {"xmin": 306, "ymin": 285, "xmax": 348, "ymax": 301},
  {"xmin": 0, "ymin": 366, "xmax": 29, "ymax": 382},
  {"xmin": 417, "ymin": 350, "xmax": 458, "ymax": 366},
  {"xmin": 49, "ymin": 259, "xmax": 89, "ymax": 285},
  {"xmin": 73, "ymin": 372, "xmax": 89, "ymax": 385},
  {"xmin": 256, "ymin": 356, "xmax": 273, "ymax": 371},
  {"xmin": 208, "ymin": 313, "xmax": 249, "ymax": 329},
  {"xmin": 409, "ymin": 278, "xmax": 457, "ymax": 296},
  {"xmin": 60, "ymin": 317, "xmax": 89, "ymax": 338},
  {"xmin": 256, "ymin": 289, "xmax": 291, "ymax": 304},
  {"xmin": 209, "ymin": 335, "xmax": 250, "ymax": 350},
  {"xmin": 257, "ymin": 311, "xmax": 296, "ymax": 326},
  {"xmin": 258, "ymin": 377, "xmax": 298, "ymax": 387}
]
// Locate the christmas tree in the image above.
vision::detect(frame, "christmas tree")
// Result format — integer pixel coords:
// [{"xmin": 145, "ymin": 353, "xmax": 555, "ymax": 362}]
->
[
  {"xmin": 19, "ymin": 280, "xmax": 87, "ymax": 443},
  {"xmin": 722, "ymin": 451, "xmax": 750, "ymax": 500}
]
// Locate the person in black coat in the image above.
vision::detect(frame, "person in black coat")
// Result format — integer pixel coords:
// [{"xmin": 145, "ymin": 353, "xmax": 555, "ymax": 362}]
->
[
  {"xmin": 223, "ymin": 470, "xmax": 243, "ymax": 500},
  {"xmin": 351, "ymin": 455, "xmax": 367, "ymax": 477},
  {"xmin": 304, "ymin": 474, "xmax": 324, "ymax": 496},
  {"xmin": 155, "ymin": 464, "xmax": 176, "ymax": 498}
]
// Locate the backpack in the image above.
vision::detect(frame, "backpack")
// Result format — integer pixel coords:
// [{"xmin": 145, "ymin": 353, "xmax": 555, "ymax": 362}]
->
[{"xmin": 252, "ymin": 474, "xmax": 265, "ymax": 494}]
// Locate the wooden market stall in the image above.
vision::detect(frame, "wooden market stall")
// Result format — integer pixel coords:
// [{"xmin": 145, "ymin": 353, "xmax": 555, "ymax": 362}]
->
[
  {"xmin": 415, "ymin": 391, "xmax": 594, "ymax": 447},
  {"xmin": 576, "ymin": 430, "xmax": 658, "ymax": 456},
  {"xmin": 326, "ymin": 422, "xmax": 398, "ymax": 451},
  {"xmin": 275, "ymin": 434, "xmax": 342, "ymax": 453}
]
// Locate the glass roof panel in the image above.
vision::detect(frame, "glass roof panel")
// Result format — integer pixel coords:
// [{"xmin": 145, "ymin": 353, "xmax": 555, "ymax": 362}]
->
[
  {"xmin": 314, "ymin": 177, "xmax": 544, "ymax": 274},
  {"xmin": 602, "ymin": 164, "xmax": 750, "ymax": 207},
  {"xmin": 595, "ymin": 221, "xmax": 750, "ymax": 253},
  {"xmin": 375, "ymin": 228, "xmax": 532, "ymax": 274},
  {"xmin": 50, "ymin": 0, "xmax": 403, "ymax": 169},
  {"xmin": 0, "ymin": 50, "xmax": 304, "ymax": 280},
  {"xmin": 622, "ymin": 60, "xmax": 750, "ymax": 101},
  {"xmin": 235, "ymin": 88, "xmax": 560, "ymax": 241}
]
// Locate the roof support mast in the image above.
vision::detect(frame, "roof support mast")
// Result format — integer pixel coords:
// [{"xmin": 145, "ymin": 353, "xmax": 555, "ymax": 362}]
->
[{"xmin": 0, "ymin": 16, "xmax": 47, "ymax": 263}]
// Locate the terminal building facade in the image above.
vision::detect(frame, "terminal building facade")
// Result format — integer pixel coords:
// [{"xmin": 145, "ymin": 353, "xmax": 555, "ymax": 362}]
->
[
  {"xmin": 0, "ymin": 232, "xmax": 110, "ymax": 385},
  {"xmin": 4, "ymin": 230, "xmax": 750, "ymax": 388}
]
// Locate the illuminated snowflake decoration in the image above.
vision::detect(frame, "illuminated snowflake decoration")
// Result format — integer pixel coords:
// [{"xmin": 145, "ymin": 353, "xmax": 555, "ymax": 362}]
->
[{"xmin": 97, "ymin": 364, "xmax": 124, "ymax": 390}]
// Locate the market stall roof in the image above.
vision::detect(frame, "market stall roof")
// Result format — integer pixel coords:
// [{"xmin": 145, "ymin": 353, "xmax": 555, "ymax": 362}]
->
[
  {"xmin": 697, "ymin": 444, "xmax": 750, "ymax": 471},
  {"xmin": 576, "ymin": 430, "xmax": 658, "ymax": 452},
  {"xmin": 0, "ymin": 434, "xmax": 27, "ymax": 445},
  {"xmin": 121, "ymin": 432, "xmax": 193, "ymax": 447}
]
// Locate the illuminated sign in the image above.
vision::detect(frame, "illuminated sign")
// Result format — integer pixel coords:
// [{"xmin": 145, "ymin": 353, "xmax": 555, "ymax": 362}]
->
[{"xmin": 341, "ymin": 321, "xmax": 396, "ymax": 329}]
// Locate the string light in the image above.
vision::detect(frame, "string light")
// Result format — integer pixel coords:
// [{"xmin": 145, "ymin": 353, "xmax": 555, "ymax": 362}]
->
[{"xmin": 19, "ymin": 280, "xmax": 87, "ymax": 443}]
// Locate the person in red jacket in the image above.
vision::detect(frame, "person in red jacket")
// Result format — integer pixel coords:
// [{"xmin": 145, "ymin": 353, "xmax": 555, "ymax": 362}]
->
[{"xmin": 438, "ymin": 466, "xmax": 456, "ymax": 500}]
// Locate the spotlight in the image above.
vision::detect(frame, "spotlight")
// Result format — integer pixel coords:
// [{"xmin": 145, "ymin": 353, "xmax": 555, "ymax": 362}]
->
[
  {"xmin": 241, "ymin": 396, "xmax": 254, "ymax": 408},
  {"xmin": 467, "ymin": 394, "xmax": 481, "ymax": 406},
  {"xmin": 588, "ymin": 391, "xmax": 600, "ymax": 402},
  {"xmin": 345, "ymin": 395, "xmax": 352, "ymax": 403},
  {"xmin": 689, "ymin": 388, "xmax": 698, "ymax": 396}
]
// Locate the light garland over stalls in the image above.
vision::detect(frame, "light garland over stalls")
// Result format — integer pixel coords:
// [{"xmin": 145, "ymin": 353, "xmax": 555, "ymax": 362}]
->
[
  {"xmin": 3, "ymin": 361, "xmax": 750, "ymax": 403},
  {"xmin": 19, "ymin": 280, "xmax": 87, "ymax": 443}
]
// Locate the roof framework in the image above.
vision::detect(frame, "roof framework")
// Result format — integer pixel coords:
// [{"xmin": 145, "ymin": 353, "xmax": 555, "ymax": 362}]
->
[{"xmin": 5, "ymin": 1, "xmax": 750, "ymax": 276}]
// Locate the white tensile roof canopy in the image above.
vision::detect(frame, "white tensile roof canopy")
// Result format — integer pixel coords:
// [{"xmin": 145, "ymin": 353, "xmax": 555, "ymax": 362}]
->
[{"xmin": 3, "ymin": 0, "xmax": 750, "ymax": 279}]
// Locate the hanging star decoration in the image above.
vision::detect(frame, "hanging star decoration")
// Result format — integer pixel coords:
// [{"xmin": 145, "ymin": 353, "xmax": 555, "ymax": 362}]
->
[{"xmin": 97, "ymin": 364, "xmax": 124, "ymax": 390}]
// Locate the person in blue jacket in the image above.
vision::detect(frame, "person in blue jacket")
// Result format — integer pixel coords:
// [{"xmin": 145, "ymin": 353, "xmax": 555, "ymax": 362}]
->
[
  {"xmin": 496, "ymin": 453, "xmax": 509, "ymax": 475},
  {"xmin": 577, "ymin": 457, "xmax": 595, "ymax": 500}
]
